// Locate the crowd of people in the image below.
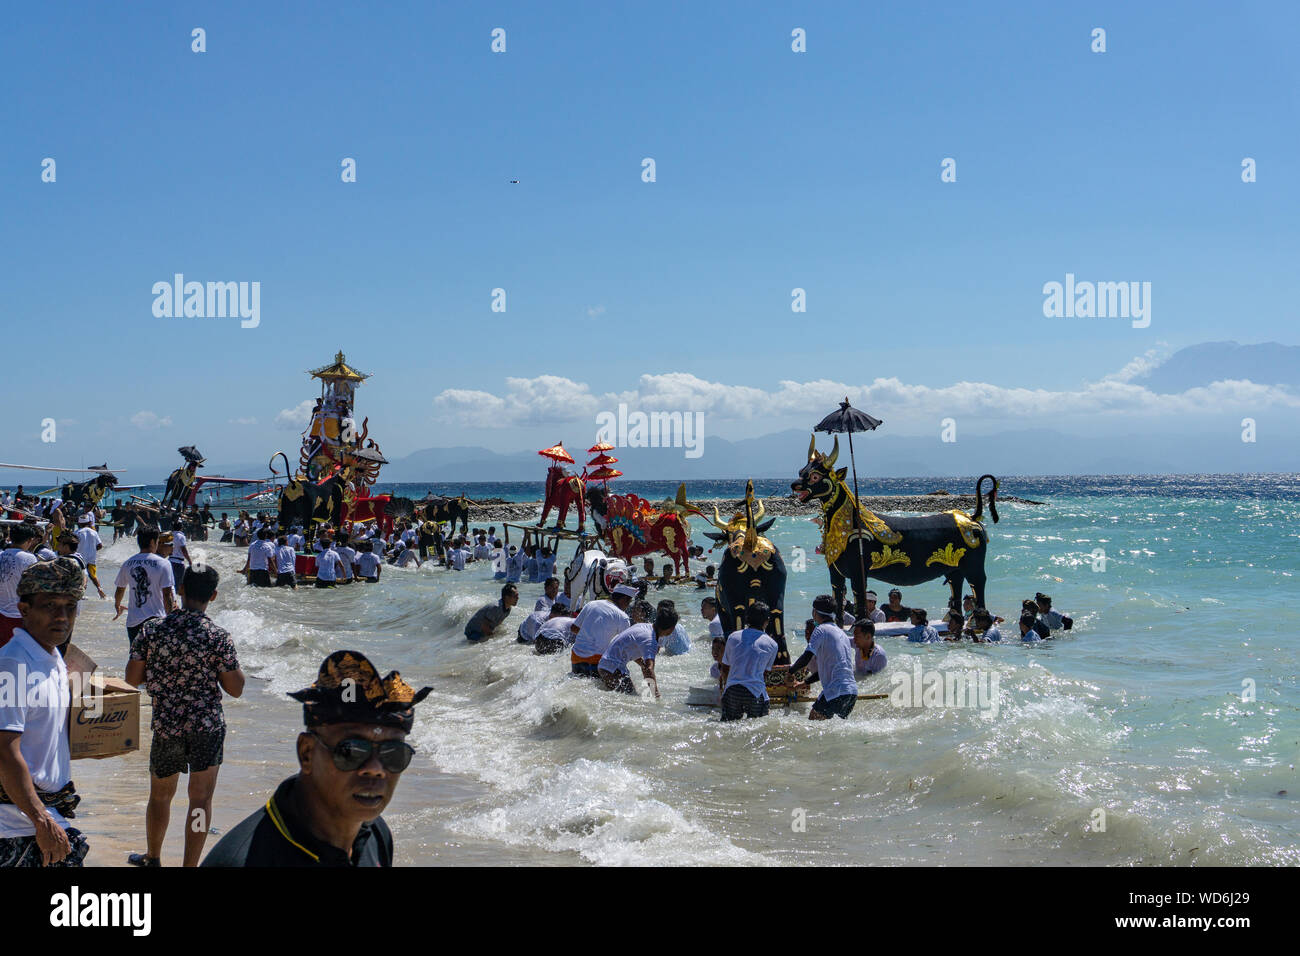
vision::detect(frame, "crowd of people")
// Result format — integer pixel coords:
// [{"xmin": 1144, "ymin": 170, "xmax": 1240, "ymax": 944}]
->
[{"xmin": 0, "ymin": 487, "xmax": 1076, "ymax": 870}]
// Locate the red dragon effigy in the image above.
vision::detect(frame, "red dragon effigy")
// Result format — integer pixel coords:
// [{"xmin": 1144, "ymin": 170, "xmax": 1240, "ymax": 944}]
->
[{"xmin": 585, "ymin": 483, "xmax": 702, "ymax": 576}]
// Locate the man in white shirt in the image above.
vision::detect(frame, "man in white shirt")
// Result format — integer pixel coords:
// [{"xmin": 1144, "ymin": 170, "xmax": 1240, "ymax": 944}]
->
[
  {"xmin": 597, "ymin": 604, "xmax": 678, "ymax": 697},
  {"xmin": 858, "ymin": 590, "xmax": 886, "ymax": 624},
  {"xmin": 701, "ymin": 596, "xmax": 726, "ymax": 685},
  {"xmin": 395, "ymin": 544, "xmax": 421, "ymax": 569},
  {"xmin": 532, "ymin": 602, "xmax": 575, "ymax": 655},
  {"xmin": 241, "ymin": 529, "xmax": 277, "ymax": 587},
  {"xmin": 518, "ymin": 592, "xmax": 567, "ymax": 644},
  {"xmin": 504, "ymin": 546, "xmax": 524, "ymax": 583},
  {"xmin": 1034, "ymin": 592, "xmax": 1072, "ymax": 632},
  {"xmin": 790, "ymin": 595, "xmax": 859, "ymax": 720},
  {"xmin": 851, "ymin": 619, "xmax": 887, "ymax": 676},
  {"xmin": 335, "ymin": 536, "xmax": 358, "ymax": 584},
  {"xmin": 534, "ymin": 577, "xmax": 560, "ymax": 613},
  {"xmin": 169, "ymin": 526, "xmax": 191, "ymax": 593},
  {"xmin": 0, "ymin": 524, "xmax": 42, "ymax": 648},
  {"xmin": 287, "ymin": 528, "xmax": 305, "ymax": 551},
  {"xmin": 0, "ymin": 558, "xmax": 89, "ymax": 867},
  {"xmin": 113, "ymin": 530, "xmax": 177, "ymax": 644},
  {"xmin": 448, "ymin": 545, "xmax": 469, "ymax": 571},
  {"xmin": 536, "ymin": 547, "xmax": 556, "ymax": 581},
  {"xmin": 357, "ymin": 541, "xmax": 382, "ymax": 582},
  {"xmin": 314, "ymin": 543, "xmax": 340, "ymax": 589},
  {"xmin": 569, "ymin": 584, "xmax": 636, "ymax": 676},
  {"xmin": 273, "ymin": 535, "xmax": 298, "ymax": 589},
  {"xmin": 73, "ymin": 515, "xmax": 105, "ymax": 599},
  {"xmin": 719, "ymin": 602, "xmax": 779, "ymax": 721}
]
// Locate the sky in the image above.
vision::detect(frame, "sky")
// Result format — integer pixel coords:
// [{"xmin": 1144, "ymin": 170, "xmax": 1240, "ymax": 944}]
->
[{"xmin": 2, "ymin": 1, "xmax": 1297, "ymax": 478}]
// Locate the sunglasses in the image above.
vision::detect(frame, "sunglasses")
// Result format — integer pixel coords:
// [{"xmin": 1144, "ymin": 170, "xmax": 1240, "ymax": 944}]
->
[{"xmin": 311, "ymin": 733, "xmax": 415, "ymax": 773}]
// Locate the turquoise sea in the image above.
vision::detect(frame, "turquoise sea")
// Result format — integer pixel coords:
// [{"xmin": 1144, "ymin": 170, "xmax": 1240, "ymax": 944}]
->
[{"xmin": 70, "ymin": 474, "xmax": 1299, "ymax": 865}]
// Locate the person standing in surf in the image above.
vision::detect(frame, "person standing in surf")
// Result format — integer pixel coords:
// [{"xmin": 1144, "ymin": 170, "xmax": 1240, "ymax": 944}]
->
[
  {"xmin": 113, "ymin": 530, "xmax": 176, "ymax": 645},
  {"xmin": 719, "ymin": 602, "xmax": 779, "ymax": 721},
  {"xmin": 597, "ymin": 603, "xmax": 677, "ymax": 697},
  {"xmin": 568, "ymin": 584, "xmax": 636, "ymax": 676},
  {"xmin": 465, "ymin": 584, "xmax": 519, "ymax": 642},
  {"xmin": 790, "ymin": 595, "xmax": 859, "ymax": 721}
]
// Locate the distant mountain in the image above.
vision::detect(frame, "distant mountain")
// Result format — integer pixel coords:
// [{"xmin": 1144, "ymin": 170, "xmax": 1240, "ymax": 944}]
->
[
  {"xmin": 1137, "ymin": 341, "xmax": 1300, "ymax": 393},
  {"xmin": 381, "ymin": 424, "xmax": 1299, "ymax": 482}
]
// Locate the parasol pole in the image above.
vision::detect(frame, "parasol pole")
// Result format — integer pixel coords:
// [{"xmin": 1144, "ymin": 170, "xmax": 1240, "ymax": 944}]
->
[{"xmin": 846, "ymin": 399, "xmax": 869, "ymax": 623}]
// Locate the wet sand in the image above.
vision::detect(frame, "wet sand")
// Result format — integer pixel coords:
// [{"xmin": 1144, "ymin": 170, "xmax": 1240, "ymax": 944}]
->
[{"xmin": 65, "ymin": 555, "xmax": 566, "ymax": 867}]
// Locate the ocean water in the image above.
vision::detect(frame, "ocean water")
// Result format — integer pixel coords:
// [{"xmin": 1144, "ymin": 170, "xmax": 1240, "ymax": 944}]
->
[{"xmin": 74, "ymin": 475, "xmax": 1299, "ymax": 865}]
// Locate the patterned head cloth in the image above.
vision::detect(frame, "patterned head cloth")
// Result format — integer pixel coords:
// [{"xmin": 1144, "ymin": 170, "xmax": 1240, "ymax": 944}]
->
[
  {"xmin": 17, "ymin": 557, "xmax": 86, "ymax": 600},
  {"xmin": 288, "ymin": 651, "xmax": 431, "ymax": 732}
]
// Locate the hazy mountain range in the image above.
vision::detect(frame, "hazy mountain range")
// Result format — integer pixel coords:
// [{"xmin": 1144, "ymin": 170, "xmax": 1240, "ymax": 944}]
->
[
  {"xmin": 1134, "ymin": 341, "xmax": 1300, "ymax": 393},
  {"xmin": 6, "ymin": 341, "xmax": 1297, "ymax": 487}
]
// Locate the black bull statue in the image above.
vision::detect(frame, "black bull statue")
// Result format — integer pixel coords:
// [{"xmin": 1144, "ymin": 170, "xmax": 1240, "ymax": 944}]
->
[
  {"xmin": 275, "ymin": 471, "xmax": 349, "ymax": 536},
  {"xmin": 61, "ymin": 473, "xmax": 118, "ymax": 511},
  {"xmin": 699, "ymin": 482, "xmax": 790, "ymax": 663},
  {"xmin": 418, "ymin": 495, "xmax": 472, "ymax": 536},
  {"xmin": 792, "ymin": 435, "xmax": 999, "ymax": 619},
  {"xmin": 162, "ymin": 463, "xmax": 199, "ymax": 510}
]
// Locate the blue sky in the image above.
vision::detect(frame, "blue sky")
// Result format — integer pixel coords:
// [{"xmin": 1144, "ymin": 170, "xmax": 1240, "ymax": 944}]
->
[{"xmin": 2, "ymin": 1, "xmax": 1297, "ymax": 476}]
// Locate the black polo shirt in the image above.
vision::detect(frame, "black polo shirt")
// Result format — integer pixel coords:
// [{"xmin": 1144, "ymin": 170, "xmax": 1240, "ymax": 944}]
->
[{"xmin": 201, "ymin": 775, "xmax": 394, "ymax": 867}]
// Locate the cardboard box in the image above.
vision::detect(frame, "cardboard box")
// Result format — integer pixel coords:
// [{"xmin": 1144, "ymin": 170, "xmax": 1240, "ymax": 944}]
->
[{"xmin": 65, "ymin": 643, "xmax": 141, "ymax": 760}]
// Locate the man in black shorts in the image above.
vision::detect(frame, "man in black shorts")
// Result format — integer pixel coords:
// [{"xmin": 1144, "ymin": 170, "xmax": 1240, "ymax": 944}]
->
[
  {"xmin": 125, "ymin": 565, "xmax": 245, "ymax": 866},
  {"xmin": 791, "ymin": 595, "xmax": 859, "ymax": 720}
]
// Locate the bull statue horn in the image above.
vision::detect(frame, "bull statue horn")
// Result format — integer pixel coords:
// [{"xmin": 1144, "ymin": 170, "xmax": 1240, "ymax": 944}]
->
[
  {"xmin": 807, "ymin": 433, "xmax": 818, "ymax": 462},
  {"xmin": 825, "ymin": 435, "xmax": 840, "ymax": 469},
  {"xmin": 709, "ymin": 504, "xmax": 734, "ymax": 531}
]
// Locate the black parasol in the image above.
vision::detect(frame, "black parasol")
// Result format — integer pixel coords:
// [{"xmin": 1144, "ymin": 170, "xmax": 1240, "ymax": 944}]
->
[
  {"xmin": 178, "ymin": 446, "xmax": 206, "ymax": 465},
  {"xmin": 814, "ymin": 398, "xmax": 881, "ymax": 615}
]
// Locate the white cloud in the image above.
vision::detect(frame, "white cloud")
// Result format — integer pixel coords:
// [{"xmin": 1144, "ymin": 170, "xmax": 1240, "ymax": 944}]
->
[
  {"xmin": 586, "ymin": 305, "xmax": 606, "ymax": 319},
  {"xmin": 433, "ymin": 376, "xmax": 601, "ymax": 428},
  {"xmin": 229, "ymin": 416, "xmax": 258, "ymax": 426},
  {"xmin": 130, "ymin": 410, "xmax": 172, "ymax": 430},
  {"xmin": 430, "ymin": 368, "xmax": 1300, "ymax": 431},
  {"xmin": 274, "ymin": 400, "xmax": 315, "ymax": 430},
  {"xmin": 1103, "ymin": 345, "xmax": 1170, "ymax": 383}
]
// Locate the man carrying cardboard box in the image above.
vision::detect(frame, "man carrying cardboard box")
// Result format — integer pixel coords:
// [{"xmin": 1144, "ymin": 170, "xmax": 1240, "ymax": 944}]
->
[
  {"xmin": 0, "ymin": 558, "xmax": 89, "ymax": 867},
  {"xmin": 125, "ymin": 564, "xmax": 244, "ymax": 867}
]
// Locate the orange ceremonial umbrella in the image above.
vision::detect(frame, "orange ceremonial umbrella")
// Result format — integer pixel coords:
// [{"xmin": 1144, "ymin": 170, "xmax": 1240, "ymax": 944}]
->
[{"xmin": 537, "ymin": 442, "xmax": 575, "ymax": 464}]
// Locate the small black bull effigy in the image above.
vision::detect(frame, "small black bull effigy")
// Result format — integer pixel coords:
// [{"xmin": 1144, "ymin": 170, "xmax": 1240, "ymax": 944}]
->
[
  {"xmin": 60, "ymin": 472, "xmax": 118, "ymax": 512},
  {"xmin": 699, "ymin": 480, "xmax": 790, "ymax": 663},
  {"xmin": 792, "ymin": 435, "xmax": 999, "ymax": 619},
  {"xmin": 271, "ymin": 452, "xmax": 351, "ymax": 539}
]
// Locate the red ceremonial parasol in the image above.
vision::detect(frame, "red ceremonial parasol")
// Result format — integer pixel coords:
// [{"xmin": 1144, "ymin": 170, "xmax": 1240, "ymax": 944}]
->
[
  {"xmin": 587, "ymin": 441, "xmax": 616, "ymax": 453},
  {"xmin": 537, "ymin": 442, "xmax": 575, "ymax": 464},
  {"xmin": 587, "ymin": 466, "xmax": 622, "ymax": 483},
  {"xmin": 586, "ymin": 452, "xmax": 619, "ymax": 467}
]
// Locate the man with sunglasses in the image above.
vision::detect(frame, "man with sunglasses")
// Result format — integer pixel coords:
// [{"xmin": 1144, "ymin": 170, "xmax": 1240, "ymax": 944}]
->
[{"xmin": 202, "ymin": 650, "xmax": 430, "ymax": 867}]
